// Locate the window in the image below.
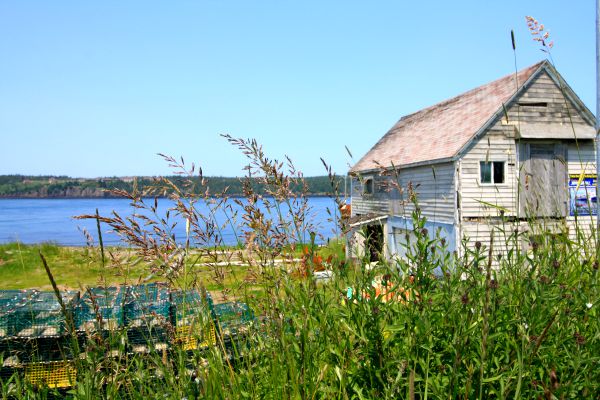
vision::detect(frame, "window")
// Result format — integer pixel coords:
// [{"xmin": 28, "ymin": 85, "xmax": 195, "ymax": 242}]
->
[
  {"xmin": 480, "ymin": 161, "xmax": 505, "ymax": 184},
  {"xmin": 364, "ymin": 178, "xmax": 374, "ymax": 195}
]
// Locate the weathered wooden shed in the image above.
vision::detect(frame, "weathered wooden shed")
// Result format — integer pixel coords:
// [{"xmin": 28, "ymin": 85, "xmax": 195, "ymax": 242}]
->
[{"xmin": 348, "ymin": 60, "xmax": 597, "ymax": 263}]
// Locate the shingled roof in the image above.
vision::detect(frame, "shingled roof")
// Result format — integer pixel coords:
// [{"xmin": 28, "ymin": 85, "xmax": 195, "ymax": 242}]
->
[{"xmin": 350, "ymin": 61, "xmax": 548, "ymax": 173}]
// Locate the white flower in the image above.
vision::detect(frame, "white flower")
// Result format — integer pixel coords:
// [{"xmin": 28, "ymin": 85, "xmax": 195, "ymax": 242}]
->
[{"xmin": 586, "ymin": 303, "xmax": 593, "ymax": 309}]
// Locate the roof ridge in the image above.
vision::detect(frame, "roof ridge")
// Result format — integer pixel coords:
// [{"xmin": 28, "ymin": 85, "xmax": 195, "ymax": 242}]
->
[{"xmin": 398, "ymin": 60, "xmax": 546, "ymax": 123}]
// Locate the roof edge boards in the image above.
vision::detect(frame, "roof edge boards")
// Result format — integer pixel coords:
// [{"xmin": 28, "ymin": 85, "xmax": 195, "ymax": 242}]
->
[
  {"xmin": 541, "ymin": 63, "xmax": 597, "ymax": 126},
  {"xmin": 454, "ymin": 60, "xmax": 575, "ymax": 159}
]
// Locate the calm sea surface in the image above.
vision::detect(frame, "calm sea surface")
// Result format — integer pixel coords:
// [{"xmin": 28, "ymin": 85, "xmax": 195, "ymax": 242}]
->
[{"xmin": 0, "ymin": 197, "xmax": 341, "ymax": 246}]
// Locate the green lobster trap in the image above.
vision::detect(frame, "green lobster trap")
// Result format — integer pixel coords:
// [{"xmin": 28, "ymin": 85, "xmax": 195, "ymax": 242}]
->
[
  {"xmin": 0, "ymin": 290, "xmax": 38, "ymax": 339},
  {"xmin": 125, "ymin": 283, "xmax": 171, "ymax": 353},
  {"xmin": 213, "ymin": 302, "xmax": 255, "ymax": 341},
  {"xmin": 170, "ymin": 289, "xmax": 216, "ymax": 351},
  {"xmin": 74, "ymin": 286, "xmax": 128, "ymax": 356},
  {"xmin": 1, "ymin": 291, "xmax": 79, "ymax": 364},
  {"xmin": 75, "ymin": 286, "xmax": 127, "ymax": 333}
]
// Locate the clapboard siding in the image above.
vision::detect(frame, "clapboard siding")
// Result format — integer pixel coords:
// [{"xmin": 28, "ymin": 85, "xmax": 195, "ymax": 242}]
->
[
  {"xmin": 506, "ymin": 72, "xmax": 590, "ymax": 127},
  {"xmin": 461, "ymin": 220, "xmax": 522, "ymax": 261},
  {"xmin": 351, "ymin": 162, "xmax": 455, "ymax": 223},
  {"xmin": 567, "ymin": 141, "xmax": 596, "ymax": 176},
  {"xmin": 394, "ymin": 162, "xmax": 455, "ymax": 223},
  {"xmin": 460, "ymin": 127, "xmax": 518, "ymax": 217},
  {"xmin": 566, "ymin": 217, "xmax": 597, "ymax": 245}
]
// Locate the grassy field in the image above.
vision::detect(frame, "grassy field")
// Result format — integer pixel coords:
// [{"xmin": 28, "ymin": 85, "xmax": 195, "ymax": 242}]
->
[{"xmin": 0, "ymin": 240, "xmax": 345, "ymax": 293}]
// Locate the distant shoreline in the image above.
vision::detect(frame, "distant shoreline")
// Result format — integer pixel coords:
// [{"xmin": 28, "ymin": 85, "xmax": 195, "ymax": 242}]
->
[{"xmin": 0, "ymin": 174, "xmax": 346, "ymax": 199}]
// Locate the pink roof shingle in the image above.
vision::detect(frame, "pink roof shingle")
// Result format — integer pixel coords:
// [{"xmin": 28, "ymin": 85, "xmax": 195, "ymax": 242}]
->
[{"xmin": 350, "ymin": 61, "xmax": 545, "ymax": 173}]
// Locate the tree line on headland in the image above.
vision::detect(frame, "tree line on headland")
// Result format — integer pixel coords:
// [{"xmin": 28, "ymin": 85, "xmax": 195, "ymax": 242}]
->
[{"xmin": 0, "ymin": 175, "xmax": 346, "ymax": 198}]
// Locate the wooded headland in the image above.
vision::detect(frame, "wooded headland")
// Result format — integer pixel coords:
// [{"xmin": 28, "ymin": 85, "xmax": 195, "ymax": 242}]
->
[{"xmin": 0, "ymin": 175, "xmax": 346, "ymax": 198}]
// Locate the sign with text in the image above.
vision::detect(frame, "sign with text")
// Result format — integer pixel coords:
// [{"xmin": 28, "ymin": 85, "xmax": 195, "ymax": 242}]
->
[{"xmin": 569, "ymin": 175, "xmax": 597, "ymax": 216}]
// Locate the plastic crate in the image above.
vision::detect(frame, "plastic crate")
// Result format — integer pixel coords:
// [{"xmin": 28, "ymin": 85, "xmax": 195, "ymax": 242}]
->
[
  {"xmin": 125, "ymin": 283, "xmax": 171, "ymax": 353},
  {"xmin": 24, "ymin": 360, "xmax": 76, "ymax": 388},
  {"xmin": 213, "ymin": 302, "xmax": 255, "ymax": 339},
  {"xmin": 75, "ymin": 286, "xmax": 127, "ymax": 333},
  {"xmin": 170, "ymin": 289, "xmax": 217, "ymax": 350},
  {"xmin": 175, "ymin": 324, "xmax": 216, "ymax": 351}
]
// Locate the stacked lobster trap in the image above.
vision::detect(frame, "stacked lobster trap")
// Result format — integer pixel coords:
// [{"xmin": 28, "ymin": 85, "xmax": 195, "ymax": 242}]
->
[
  {"xmin": 74, "ymin": 286, "xmax": 128, "ymax": 356},
  {"xmin": 0, "ymin": 290, "xmax": 79, "ymax": 388},
  {"xmin": 0, "ymin": 284, "xmax": 257, "ymax": 389}
]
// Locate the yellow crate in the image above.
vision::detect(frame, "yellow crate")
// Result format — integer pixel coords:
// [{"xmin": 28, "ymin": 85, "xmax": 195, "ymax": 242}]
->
[
  {"xmin": 175, "ymin": 324, "xmax": 216, "ymax": 350},
  {"xmin": 24, "ymin": 361, "xmax": 76, "ymax": 388}
]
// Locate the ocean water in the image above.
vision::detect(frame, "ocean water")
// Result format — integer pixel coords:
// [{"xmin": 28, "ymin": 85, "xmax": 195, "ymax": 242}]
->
[{"xmin": 0, "ymin": 197, "xmax": 341, "ymax": 246}]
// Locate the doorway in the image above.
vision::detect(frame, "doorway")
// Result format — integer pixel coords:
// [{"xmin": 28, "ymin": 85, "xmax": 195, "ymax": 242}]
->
[{"xmin": 365, "ymin": 224, "xmax": 384, "ymax": 262}]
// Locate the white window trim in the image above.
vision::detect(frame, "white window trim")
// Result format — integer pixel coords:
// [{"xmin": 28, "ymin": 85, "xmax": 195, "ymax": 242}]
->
[{"xmin": 478, "ymin": 160, "xmax": 508, "ymax": 186}]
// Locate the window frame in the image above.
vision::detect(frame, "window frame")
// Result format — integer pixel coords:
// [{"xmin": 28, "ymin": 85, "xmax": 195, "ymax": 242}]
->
[
  {"xmin": 479, "ymin": 160, "xmax": 507, "ymax": 186},
  {"xmin": 363, "ymin": 177, "xmax": 375, "ymax": 196}
]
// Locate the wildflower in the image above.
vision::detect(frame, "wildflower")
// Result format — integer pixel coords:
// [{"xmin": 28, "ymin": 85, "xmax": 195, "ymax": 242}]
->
[
  {"xmin": 552, "ymin": 259, "xmax": 560, "ymax": 269},
  {"xmin": 475, "ymin": 241, "xmax": 482, "ymax": 250},
  {"xmin": 574, "ymin": 332, "xmax": 586, "ymax": 346},
  {"xmin": 421, "ymin": 228, "xmax": 428, "ymax": 236},
  {"xmin": 529, "ymin": 334, "xmax": 538, "ymax": 344},
  {"xmin": 586, "ymin": 303, "xmax": 593, "ymax": 309},
  {"xmin": 489, "ymin": 279, "xmax": 499, "ymax": 290},
  {"xmin": 461, "ymin": 293, "xmax": 469, "ymax": 305},
  {"xmin": 539, "ymin": 275, "xmax": 550, "ymax": 284}
]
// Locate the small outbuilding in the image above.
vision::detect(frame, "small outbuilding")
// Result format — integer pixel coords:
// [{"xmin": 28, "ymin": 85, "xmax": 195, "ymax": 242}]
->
[{"xmin": 348, "ymin": 60, "xmax": 597, "ymax": 263}]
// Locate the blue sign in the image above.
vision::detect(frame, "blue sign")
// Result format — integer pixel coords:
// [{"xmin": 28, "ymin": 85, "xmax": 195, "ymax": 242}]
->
[{"xmin": 569, "ymin": 175, "xmax": 597, "ymax": 216}]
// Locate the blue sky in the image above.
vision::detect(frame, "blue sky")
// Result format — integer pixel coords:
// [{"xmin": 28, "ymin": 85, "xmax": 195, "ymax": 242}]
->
[{"xmin": 0, "ymin": 1, "xmax": 595, "ymax": 177}]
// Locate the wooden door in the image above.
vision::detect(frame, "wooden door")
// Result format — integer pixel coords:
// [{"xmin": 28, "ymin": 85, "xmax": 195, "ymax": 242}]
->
[{"xmin": 519, "ymin": 142, "xmax": 568, "ymax": 217}]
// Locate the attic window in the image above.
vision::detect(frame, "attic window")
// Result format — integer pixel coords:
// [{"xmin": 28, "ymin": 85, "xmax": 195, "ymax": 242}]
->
[
  {"xmin": 364, "ymin": 178, "xmax": 374, "ymax": 195},
  {"xmin": 518, "ymin": 101, "xmax": 548, "ymax": 108},
  {"xmin": 480, "ymin": 161, "xmax": 505, "ymax": 184}
]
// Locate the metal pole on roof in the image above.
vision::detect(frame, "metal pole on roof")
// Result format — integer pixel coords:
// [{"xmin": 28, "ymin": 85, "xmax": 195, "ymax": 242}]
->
[{"xmin": 596, "ymin": 0, "xmax": 600, "ymax": 237}]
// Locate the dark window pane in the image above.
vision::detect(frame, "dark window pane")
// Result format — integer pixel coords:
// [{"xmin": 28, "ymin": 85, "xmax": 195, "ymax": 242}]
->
[
  {"xmin": 480, "ymin": 162, "xmax": 491, "ymax": 183},
  {"xmin": 364, "ymin": 179, "xmax": 374, "ymax": 194},
  {"xmin": 493, "ymin": 162, "xmax": 505, "ymax": 183}
]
